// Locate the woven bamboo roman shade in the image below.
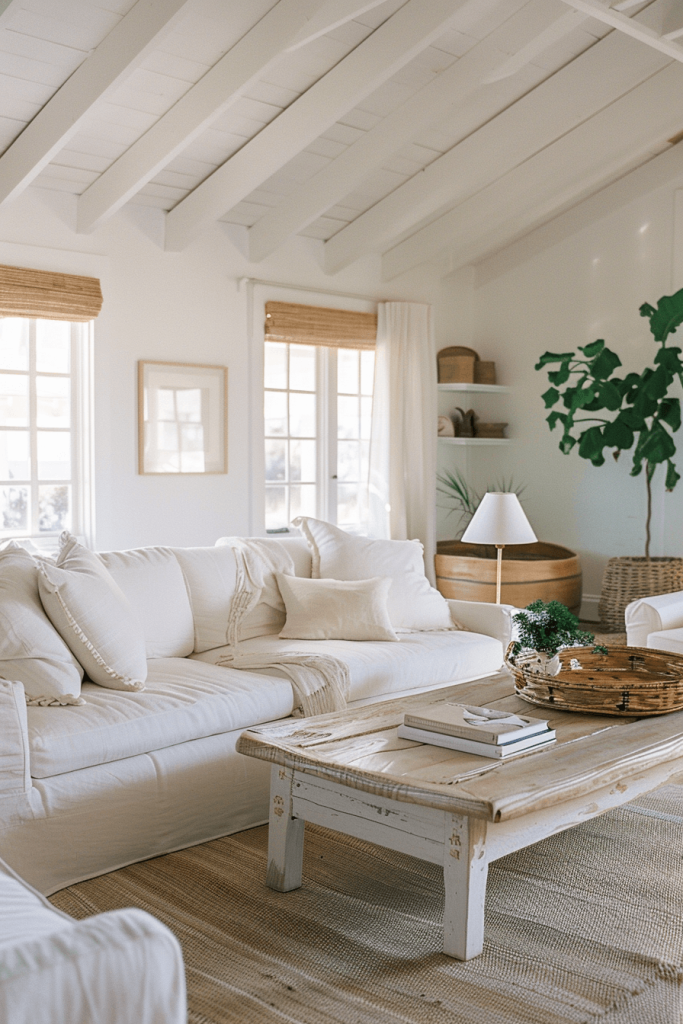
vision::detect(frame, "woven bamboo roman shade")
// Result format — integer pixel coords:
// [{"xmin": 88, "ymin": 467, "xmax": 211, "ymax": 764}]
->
[
  {"xmin": 0, "ymin": 264, "xmax": 103, "ymax": 322},
  {"xmin": 264, "ymin": 301, "xmax": 376, "ymax": 349}
]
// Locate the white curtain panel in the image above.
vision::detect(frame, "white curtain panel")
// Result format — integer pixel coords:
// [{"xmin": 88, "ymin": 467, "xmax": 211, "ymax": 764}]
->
[{"xmin": 369, "ymin": 301, "xmax": 437, "ymax": 584}]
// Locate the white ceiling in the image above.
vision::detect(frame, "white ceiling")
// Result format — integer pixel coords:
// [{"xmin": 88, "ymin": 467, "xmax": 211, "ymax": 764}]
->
[{"xmin": 0, "ymin": 0, "xmax": 681, "ymax": 278}]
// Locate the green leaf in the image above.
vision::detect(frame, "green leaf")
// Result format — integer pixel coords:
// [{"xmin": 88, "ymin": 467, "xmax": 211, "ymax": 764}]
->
[
  {"xmin": 580, "ymin": 339, "xmax": 605, "ymax": 358},
  {"xmin": 619, "ymin": 407, "xmax": 646, "ymax": 430},
  {"xmin": 644, "ymin": 364, "xmax": 670, "ymax": 400},
  {"xmin": 546, "ymin": 411, "xmax": 566, "ymax": 430},
  {"xmin": 548, "ymin": 364, "xmax": 571, "ymax": 386},
  {"xmin": 639, "ymin": 422, "xmax": 676, "ymax": 465},
  {"xmin": 655, "ymin": 346, "xmax": 683, "ymax": 373},
  {"xmin": 632, "ymin": 390, "xmax": 659, "ymax": 419},
  {"xmin": 659, "ymin": 397, "xmax": 681, "ymax": 432},
  {"xmin": 542, "ymin": 387, "xmax": 560, "ymax": 408},
  {"xmin": 590, "ymin": 347, "xmax": 622, "ymax": 380},
  {"xmin": 578, "ymin": 425, "xmax": 605, "ymax": 464},
  {"xmin": 598, "ymin": 380, "xmax": 621, "ymax": 411},
  {"xmin": 603, "ymin": 419, "xmax": 634, "ymax": 449},
  {"xmin": 666, "ymin": 460, "xmax": 681, "ymax": 491},
  {"xmin": 640, "ymin": 288, "xmax": 683, "ymax": 342},
  {"xmin": 570, "ymin": 385, "xmax": 596, "ymax": 410},
  {"xmin": 560, "ymin": 434, "xmax": 576, "ymax": 454},
  {"xmin": 535, "ymin": 351, "xmax": 575, "ymax": 370}
]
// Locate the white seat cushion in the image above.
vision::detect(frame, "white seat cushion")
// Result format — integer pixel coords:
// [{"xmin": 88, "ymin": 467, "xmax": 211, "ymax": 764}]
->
[
  {"xmin": 647, "ymin": 628, "xmax": 683, "ymax": 655},
  {"xmin": 625, "ymin": 591, "xmax": 683, "ymax": 648},
  {"xmin": 193, "ymin": 631, "xmax": 503, "ymax": 703},
  {"xmin": 27, "ymin": 659, "xmax": 294, "ymax": 779},
  {"xmin": 0, "ymin": 861, "xmax": 73, "ymax": 950},
  {"xmin": 99, "ymin": 547, "xmax": 194, "ymax": 659}
]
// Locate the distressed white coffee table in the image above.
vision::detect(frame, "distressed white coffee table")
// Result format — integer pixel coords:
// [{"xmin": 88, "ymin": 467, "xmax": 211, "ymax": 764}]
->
[{"xmin": 237, "ymin": 672, "xmax": 683, "ymax": 960}]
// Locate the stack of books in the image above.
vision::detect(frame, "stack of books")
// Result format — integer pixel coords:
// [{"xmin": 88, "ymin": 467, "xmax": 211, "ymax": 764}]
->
[{"xmin": 397, "ymin": 702, "xmax": 556, "ymax": 759}]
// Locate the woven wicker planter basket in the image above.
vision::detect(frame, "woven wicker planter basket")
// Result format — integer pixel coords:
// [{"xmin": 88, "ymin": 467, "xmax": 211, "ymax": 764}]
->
[
  {"xmin": 506, "ymin": 643, "xmax": 683, "ymax": 716},
  {"xmin": 599, "ymin": 556, "xmax": 683, "ymax": 632}
]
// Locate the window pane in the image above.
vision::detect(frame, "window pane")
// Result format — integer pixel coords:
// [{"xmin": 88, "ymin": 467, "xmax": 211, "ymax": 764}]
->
[
  {"xmin": 264, "ymin": 342, "xmax": 287, "ymax": 389},
  {"xmin": 0, "ymin": 319, "xmax": 28, "ymax": 371},
  {"xmin": 1, "ymin": 485, "xmax": 28, "ymax": 531},
  {"xmin": 290, "ymin": 439, "xmax": 316, "ymax": 482},
  {"xmin": 361, "ymin": 395, "xmax": 373, "ymax": 439},
  {"xmin": 264, "ymin": 391, "xmax": 287, "ymax": 436},
  {"xmin": 265, "ymin": 486, "xmax": 287, "ymax": 531},
  {"xmin": 290, "ymin": 484, "xmax": 316, "ymax": 520},
  {"xmin": 265, "ymin": 438, "xmax": 286, "ymax": 481},
  {"xmin": 337, "ymin": 395, "xmax": 359, "ymax": 439},
  {"xmin": 289, "ymin": 392, "xmax": 315, "ymax": 437},
  {"xmin": 360, "ymin": 350, "xmax": 375, "ymax": 395},
  {"xmin": 176, "ymin": 388, "xmax": 202, "ymax": 422},
  {"xmin": 337, "ymin": 349, "xmax": 358, "ymax": 394},
  {"xmin": 37, "ymin": 376, "xmax": 70, "ymax": 428},
  {"xmin": 39, "ymin": 484, "xmax": 70, "ymax": 532},
  {"xmin": 289, "ymin": 345, "xmax": 315, "ymax": 391},
  {"xmin": 0, "ymin": 374, "xmax": 28, "ymax": 426},
  {"xmin": 337, "ymin": 440, "xmax": 359, "ymax": 482},
  {"xmin": 36, "ymin": 320, "xmax": 70, "ymax": 373},
  {"xmin": 37, "ymin": 431, "xmax": 70, "ymax": 480},
  {"xmin": 0, "ymin": 430, "xmax": 29, "ymax": 480}
]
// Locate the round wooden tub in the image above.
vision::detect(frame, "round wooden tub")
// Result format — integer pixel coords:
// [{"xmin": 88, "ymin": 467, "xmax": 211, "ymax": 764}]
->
[{"xmin": 435, "ymin": 540, "xmax": 582, "ymax": 615}]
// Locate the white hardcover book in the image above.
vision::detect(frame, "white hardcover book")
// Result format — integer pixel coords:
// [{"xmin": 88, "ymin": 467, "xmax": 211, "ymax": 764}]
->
[
  {"xmin": 403, "ymin": 702, "xmax": 550, "ymax": 744},
  {"xmin": 397, "ymin": 724, "xmax": 556, "ymax": 759}
]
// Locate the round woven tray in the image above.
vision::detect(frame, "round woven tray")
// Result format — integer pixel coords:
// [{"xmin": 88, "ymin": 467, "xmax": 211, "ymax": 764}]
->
[{"xmin": 506, "ymin": 643, "xmax": 683, "ymax": 716}]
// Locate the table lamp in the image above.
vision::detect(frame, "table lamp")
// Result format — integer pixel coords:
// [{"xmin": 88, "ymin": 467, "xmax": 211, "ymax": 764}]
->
[{"xmin": 461, "ymin": 492, "xmax": 537, "ymax": 604}]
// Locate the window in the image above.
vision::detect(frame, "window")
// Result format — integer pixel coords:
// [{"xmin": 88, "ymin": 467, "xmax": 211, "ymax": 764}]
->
[
  {"xmin": 264, "ymin": 342, "xmax": 374, "ymax": 533},
  {"xmin": 0, "ymin": 316, "xmax": 92, "ymax": 543}
]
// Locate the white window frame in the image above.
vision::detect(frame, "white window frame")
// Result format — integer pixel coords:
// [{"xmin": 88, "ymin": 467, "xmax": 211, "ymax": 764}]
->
[{"xmin": 0, "ymin": 318, "xmax": 95, "ymax": 551}]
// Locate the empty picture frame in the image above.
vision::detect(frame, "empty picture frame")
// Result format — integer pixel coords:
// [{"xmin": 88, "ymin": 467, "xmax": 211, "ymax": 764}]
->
[{"xmin": 138, "ymin": 361, "xmax": 228, "ymax": 474}]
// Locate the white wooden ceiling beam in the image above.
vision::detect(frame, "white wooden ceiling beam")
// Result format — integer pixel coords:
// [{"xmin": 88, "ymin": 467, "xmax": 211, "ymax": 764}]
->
[
  {"xmin": 78, "ymin": 0, "xmax": 380, "ymax": 233},
  {"xmin": 558, "ymin": 0, "xmax": 683, "ymax": 61},
  {"xmin": 381, "ymin": 62, "xmax": 683, "ymax": 279},
  {"xmin": 285, "ymin": 0, "xmax": 388, "ymax": 50},
  {"xmin": 322, "ymin": 7, "xmax": 669, "ymax": 275},
  {"xmin": 164, "ymin": 0, "xmax": 472, "ymax": 252},
  {"xmin": 0, "ymin": 0, "xmax": 197, "ymax": 208},
  {"xmin": 247, "ymin": 0, "xmax": 536, "ymax": 262},
  {"xmin": 0, "ymin": 0, "xmax": 20, "ymax": 30},
  {"xmin": 483, "ymin": 8, "xmax": 588, "ymax": 83}
]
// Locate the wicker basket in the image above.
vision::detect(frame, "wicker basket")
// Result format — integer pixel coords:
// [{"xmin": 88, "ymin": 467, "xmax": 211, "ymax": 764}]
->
[
  {"xmin": 506, "ymin": 643, "xmax": 683, "ymax": 716},
  {"xmin": 599, "ymin": 556, "xmax": 683, "ymax": 632}
]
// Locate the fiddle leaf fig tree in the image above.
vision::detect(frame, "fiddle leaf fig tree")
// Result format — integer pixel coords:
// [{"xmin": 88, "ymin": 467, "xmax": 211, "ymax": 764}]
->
[{"xmin": 536, "ymin": 288, "xmax": 683, "ymax": 559}]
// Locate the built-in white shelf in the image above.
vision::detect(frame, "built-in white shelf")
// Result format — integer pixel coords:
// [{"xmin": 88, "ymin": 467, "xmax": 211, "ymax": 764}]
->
[
  {"xmin": 439, "ymin": 437, "xmax": 512, "ymax": 446},
  {"xmin": 438, "ymin": 383, "xmax": 510, "ymax": 394}
]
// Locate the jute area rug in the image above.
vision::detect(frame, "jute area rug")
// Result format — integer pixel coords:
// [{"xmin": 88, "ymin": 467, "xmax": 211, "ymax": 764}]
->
[{"xmin": 50, "ymin": 783, "xmax": 683, "ymax": 1024}]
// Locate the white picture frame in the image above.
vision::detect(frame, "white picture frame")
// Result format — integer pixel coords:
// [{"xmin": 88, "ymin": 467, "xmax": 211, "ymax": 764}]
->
[{"xmin": 138, "ymin": 360, "xmax": 228, "ymax": 475}]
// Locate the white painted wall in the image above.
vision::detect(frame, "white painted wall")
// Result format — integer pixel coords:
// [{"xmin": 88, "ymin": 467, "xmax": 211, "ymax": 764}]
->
[
  {"xmin": 0, "ymin": 187, "xmax": 438, "ymax": 551},
  {"xmin": 436, "ymin": 173, "xmax": 683, "ymax": 617}
]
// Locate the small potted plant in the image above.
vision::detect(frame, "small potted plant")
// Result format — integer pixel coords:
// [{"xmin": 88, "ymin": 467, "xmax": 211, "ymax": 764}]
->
[{"xmin": 508, "ymin": 600, "xmax": 606, "ymax": 676}]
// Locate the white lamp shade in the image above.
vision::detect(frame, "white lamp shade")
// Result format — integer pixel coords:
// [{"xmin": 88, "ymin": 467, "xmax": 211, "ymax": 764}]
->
[{"xmin": 461, "ymin": 492, "xmax": 537, "ymax": 546}]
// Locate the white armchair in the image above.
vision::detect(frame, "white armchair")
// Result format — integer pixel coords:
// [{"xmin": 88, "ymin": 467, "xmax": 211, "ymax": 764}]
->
[
  {"xmin": 0, "ymin": 857, "xmax": 186, "ymax": 1024},
  {"xmin": 625, "ymin": 591, "xmax": 683, "ymax": 652}
]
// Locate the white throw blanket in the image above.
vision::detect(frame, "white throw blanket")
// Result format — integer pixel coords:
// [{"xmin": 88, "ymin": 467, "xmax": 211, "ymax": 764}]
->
[{"xmin": 220, "ymin": 539, "xmax": 349, "ymax": 717}]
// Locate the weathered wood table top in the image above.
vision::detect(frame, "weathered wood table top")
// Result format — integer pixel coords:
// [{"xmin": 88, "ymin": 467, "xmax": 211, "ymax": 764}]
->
[{"xmin": 237, "ymin": 671, "xmax": 683, "ymax": 823}]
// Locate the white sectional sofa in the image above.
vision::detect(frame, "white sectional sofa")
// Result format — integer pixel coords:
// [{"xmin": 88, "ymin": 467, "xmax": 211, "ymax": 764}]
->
[
  {"xmin": 0, "ymin": 532, "xmax": 513, "ymax": 896},
  {"xmin": 0, "ymin": 854, "xmax": 186, "ymax": 1024},
  {"xmin": 625, "ymin": 590, "xmax": 683, "ymax": 652}
]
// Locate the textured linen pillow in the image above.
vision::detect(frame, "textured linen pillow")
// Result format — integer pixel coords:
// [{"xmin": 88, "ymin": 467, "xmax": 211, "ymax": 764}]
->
[
  {"xmin": 0, "ymin": 543, "xmax": 84, "ymax": 706},
  {"xmin": 276, "ymin": 574, "xmax": 398, "ymax": 641},
  {"xmin": 37, "ymin": 533, "xmax": 147, "ymax": 691},
  {"xmin": 293, "ymin": 517, "xmax": 453, "ymax": 632}
]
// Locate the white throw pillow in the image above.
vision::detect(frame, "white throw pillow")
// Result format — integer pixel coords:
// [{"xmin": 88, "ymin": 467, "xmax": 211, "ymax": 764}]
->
[
  {"xmin": 277, "ymin": 574, "xmax": 398, "ymax": 641},
  {"xmin": 0, "ymin": 543, "xmax": 84, "ymax": 706},
  {"xmin": 37, "ymin": 533, "xmax": 147, "ymax": 691},
  {"xmin": 293, "ymin": 517, "xmax": 453, "ymax": 632}
]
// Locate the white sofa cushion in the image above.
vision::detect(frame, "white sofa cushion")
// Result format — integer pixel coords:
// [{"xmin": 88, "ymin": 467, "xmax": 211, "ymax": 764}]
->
[
  {"xmin": 646, "ymin": 628, "xmax": 683, "ymax": 655},
  {"xmin": 0, "ymin": 545, "xmax": 84, "ymax": 706},
  {"xmin": 277, "ymin": 574, "xmax": 398, "ymax": 641},
  {"xmin": 37, "ymin": 535, "xmax": 147, "ymax": 692},
  {"xmin": 99, "ymin": 547, "xmax": 194, "ymax": 659},
  {"xmin": 625, "ymin": 590, "xmax": 683, "ymax": 648},
  {"xmin": 27, "ymin": 658, "xmax": 294, "ymax": 779},
  {"xmin": 294, "ymin": 517, "xmax": 453, "ymax": 632},
  {"xmin": 193, "ymin": 630, "xmax": 503, "ymax": 704}
]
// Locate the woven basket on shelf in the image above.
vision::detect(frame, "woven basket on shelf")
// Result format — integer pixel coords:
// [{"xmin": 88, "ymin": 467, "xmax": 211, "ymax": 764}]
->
[
  {"xmin": 506, "ymin": 642, "xmax": 683, "ymax": 716},
  {"xmin": 599, "ymin": 556, "xmax": 683, "ymax": 632}
]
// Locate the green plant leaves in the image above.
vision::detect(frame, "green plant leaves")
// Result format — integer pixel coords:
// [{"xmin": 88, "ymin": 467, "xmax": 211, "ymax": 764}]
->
[
  {"xmin": 577, "ymin": 426, "xmax": 605, "ymax": 465},
  {"xmin": 639, "ymin": 287, "xmax": 683, "ymax": 342},
  {"xmin": 591, "ymin": 347, "xmax": 621, "ymax": 379},
  {"xmin": 535, "ymin": 351, "xmax": 574, "ymax": 369},
  {"xmin": 580, "ymin": 339, "xmax": 605, "ymax": 357},
  {"xmin": 542, "ymin": 387, "xmax": 560, "ymax": 408},
  {"xmin": 603, "ymin": 418, "xmax": 634, "ymax": 449},
  {"xmin": 666, "ymin": 461, "xmax": 681, "ymax": 491}
]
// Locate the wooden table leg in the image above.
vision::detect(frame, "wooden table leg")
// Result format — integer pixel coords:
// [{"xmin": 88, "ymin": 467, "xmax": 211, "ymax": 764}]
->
[
  {"xmin": 266, "ymin": 765, "xmax": 305, "ymax": 892},
  {"xmin": 442, "ymin": 813, "xmax": 489, "ymax": 960}
]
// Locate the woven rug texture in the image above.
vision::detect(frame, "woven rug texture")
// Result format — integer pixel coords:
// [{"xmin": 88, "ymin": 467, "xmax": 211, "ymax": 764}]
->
[{"xmin": 50, "ymin": 783, "xmax": 683, "ymax": 1024}]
